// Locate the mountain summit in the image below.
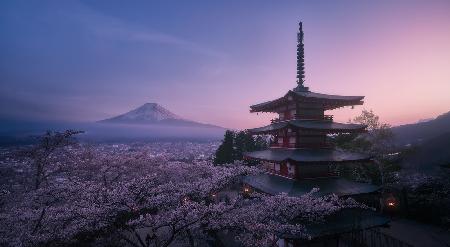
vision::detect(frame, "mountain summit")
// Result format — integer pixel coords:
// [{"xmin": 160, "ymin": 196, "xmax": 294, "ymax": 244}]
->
[
  {"xmin": 99, "ymin": 103, "xmax": 222, "ymax": 128},
  {"xmin": 101, "ymin": 103, "xmax": 183, "ymax": 122}
]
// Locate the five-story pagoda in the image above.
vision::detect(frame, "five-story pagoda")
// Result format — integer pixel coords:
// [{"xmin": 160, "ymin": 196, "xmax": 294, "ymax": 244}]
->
[
  {"xmin": 244, "ymin": 22, "xmax": 379, "ymax": 198},
  {"xmin": 242, "ymin": 22, "xmax": 390, "ymax": 246}
]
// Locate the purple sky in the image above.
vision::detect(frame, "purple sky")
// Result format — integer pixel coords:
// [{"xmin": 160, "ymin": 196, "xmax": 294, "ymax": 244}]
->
[{"xmin": 1, "ymin": 0, "xmax": 450, "ymax": 129}]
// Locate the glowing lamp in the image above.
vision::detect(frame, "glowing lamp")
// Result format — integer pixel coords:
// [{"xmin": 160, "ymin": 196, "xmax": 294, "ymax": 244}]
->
[
  {"xmin": 386, "ymin": 195, "xmax": 397, "ymax": 208},
  {"xmin": 243, "ymin": 185, "xmax": 251, "ymax": 195}
]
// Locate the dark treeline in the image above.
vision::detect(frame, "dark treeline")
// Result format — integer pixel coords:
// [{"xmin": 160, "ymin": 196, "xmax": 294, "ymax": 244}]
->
[{"xmin": 214, "ymin": 130, "xmax": 267, "ymax": 165}]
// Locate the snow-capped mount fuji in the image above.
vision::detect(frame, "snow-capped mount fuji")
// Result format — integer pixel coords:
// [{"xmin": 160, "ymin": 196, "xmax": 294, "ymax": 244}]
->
[
  {"xmin": 102, "ymin": 103, "xmax": 182, "ymax": 122},
  {"xmin": 98, "ymin": 103, "xmax": 222, "ymax": 128}
]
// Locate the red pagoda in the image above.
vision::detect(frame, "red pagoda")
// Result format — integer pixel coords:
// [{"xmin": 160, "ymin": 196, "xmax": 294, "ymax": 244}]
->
[{"xmin": 243, "ymin": 23, "xmax": 389, "ymax": 243}]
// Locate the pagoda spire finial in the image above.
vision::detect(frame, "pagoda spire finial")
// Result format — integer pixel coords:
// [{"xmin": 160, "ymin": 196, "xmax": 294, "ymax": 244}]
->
[{"xmin": 295, "ymin": 21, "xmax": 309, "ymax": 92}]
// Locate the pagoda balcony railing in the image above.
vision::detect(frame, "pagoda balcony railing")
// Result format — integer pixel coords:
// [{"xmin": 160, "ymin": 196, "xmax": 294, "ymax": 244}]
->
[
  {"xmin": 329, "ymin": 171, "xmax": 340, "ymax": 177},
  {"xmin": 266, "ymin": 169, "xmax": 338, "ymax": 179},
  {"xmin": 294, "ymin": 114, "xmax": 333, "ymax": 121},
  {"xmin": 266, "ymin": 168, "xmax": 296, "ymax": 179},
  {"xmin": 271, "ymin": 143, "xmax": 297, "ymax": 148},
  {"xmin": 270, "ymin": 115, "xmax": 333, "ymax": 123},
  {"xmin": 270, "ymin": 143, "xmax": 333, "ymax": 149},
  {"xmin": 286, "ymin": 132, "xmax": 297, "ymax": 137}
]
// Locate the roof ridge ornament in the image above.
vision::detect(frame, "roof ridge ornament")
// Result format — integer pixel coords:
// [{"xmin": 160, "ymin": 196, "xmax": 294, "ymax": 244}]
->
[{"xmin": 294, "ymin": 21, "xmax": 309, "ymax": 92}]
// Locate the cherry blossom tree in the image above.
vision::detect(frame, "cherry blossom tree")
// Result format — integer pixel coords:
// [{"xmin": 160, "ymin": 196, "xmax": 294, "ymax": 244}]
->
[
  {"xmin": 23, "ymin": 130, "xmax": 83, "ymax": 190},
  {"xmin": 1, "ymin": 141, "xmax": 364, "ymax": 247}
]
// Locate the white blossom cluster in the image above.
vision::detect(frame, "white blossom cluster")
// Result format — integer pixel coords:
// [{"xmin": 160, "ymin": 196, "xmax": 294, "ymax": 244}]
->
[{"xmin": 0, "ymin": 142, "xmax": 362, "ymax": 247}]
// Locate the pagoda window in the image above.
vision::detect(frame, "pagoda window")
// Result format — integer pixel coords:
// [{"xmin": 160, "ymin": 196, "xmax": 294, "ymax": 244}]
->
[
  {"xmin": 274, "ymin": 163, "xmax": 280, "ymax": 172},
  {"xmin": 287, "ymin": 128, "xmax": 292, "ymax": 133},
  {"xmin": 287, "ymin": 162, "xmax": 295, "ymax": 176},
  {"xmin": 277, "ymin": 137, "xmax": 284, "ymax": 144},
  {"xmin": 290, "ymin": 109, "xmax": 296, "ymax": 118},
  {"xmin": 279, "ymin": 112, "xmax": 285, "ymax": 120},
  {"xmin": 289, "ymin": 137, "xmax": 296, "ymax": 144}
]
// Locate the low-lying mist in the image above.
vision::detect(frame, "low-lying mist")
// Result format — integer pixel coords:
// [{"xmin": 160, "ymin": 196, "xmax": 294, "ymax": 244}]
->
[{"xmin": 0, "ymin": 120, "xmax": 226, "ymax": 146}]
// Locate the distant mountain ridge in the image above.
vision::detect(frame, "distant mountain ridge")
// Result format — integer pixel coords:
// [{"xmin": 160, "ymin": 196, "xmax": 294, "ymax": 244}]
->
[
  {"xmin": 391, "ymin": 111, "xmax": 450, "ymax": 172},
  {"xmin": 392, "ymin": 111, "xmax": 450, "ymax": 145},
  {"xmin": 99, "ymin": 103, "xmax": 222, "ymax": 129}
]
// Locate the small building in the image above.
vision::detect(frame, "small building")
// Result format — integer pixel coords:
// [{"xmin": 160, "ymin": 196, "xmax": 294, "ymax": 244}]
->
[{"xmin": 244, "ymin": 22, "xmax": 390, "ymax": 246}]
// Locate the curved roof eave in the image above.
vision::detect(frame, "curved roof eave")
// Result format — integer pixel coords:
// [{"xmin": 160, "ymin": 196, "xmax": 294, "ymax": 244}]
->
[
  {"xmin": 244, "ymin": 149, "xmax": 372, "ymax": 163},
  {"xmin": 249, "ymin": 90, "xmax": 365, "ymax": 113},
  {"xmin": 247, "ymin": 120, "xmax": 367, "ymax": 134},
  {"xmin": 243, "ymin": 174, "xmax": 381, "ymax": 198},
  {"xmin": 289, "ymin": 90, "xmax": 365, "ymax": 101}
]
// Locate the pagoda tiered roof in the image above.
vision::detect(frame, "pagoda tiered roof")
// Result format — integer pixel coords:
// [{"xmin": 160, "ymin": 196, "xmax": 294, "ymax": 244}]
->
[
  {"xmin": 248, "ymin": 119, "xmax": 366, "ymax": 134},
  {"xmin": 244, "ymin": 173, "xmax": 379, "ymax": 197},
  {"xmin": 250, "ymin": 90, "xmax": 364, "ymax": 113},
  {"xmin": 244, "ymin": 148, "xmax": 371, "ymax": 163}
]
